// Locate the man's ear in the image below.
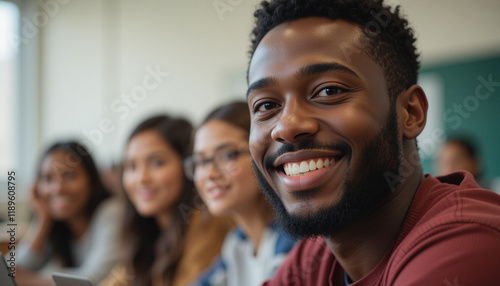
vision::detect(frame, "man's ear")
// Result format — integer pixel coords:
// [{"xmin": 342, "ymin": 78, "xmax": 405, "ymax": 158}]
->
[{"xmin": 397, "ymin": 84, "xmax": 428, "ymax": 139}]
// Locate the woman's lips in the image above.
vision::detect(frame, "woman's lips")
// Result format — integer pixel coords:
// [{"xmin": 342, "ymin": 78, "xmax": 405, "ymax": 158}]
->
[
  {"xmin": 206, "ymin": 188, "xmax": 228, "ymax": 199},
  {"xmin": 137, "ymin": 189, "xmax": 157, "ymax": 200},
  {"xmin": 51, "ymin": 196, "xmax": 72, "ymax": 209},
  {"xmin": 204, "ymin": 184, "xmax": 230, "ymax": 200}
]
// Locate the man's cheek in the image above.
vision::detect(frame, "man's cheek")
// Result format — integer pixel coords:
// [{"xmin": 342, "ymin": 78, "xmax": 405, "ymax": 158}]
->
[{"xmin": 249, "ymin": 128, "xmax": 267, "ymax": 161}]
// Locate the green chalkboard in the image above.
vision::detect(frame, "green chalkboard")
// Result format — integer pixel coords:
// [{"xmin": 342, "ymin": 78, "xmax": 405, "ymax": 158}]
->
[{"xmin": 420, "ymin": 54, "xmax": 500, "ymax": 178}]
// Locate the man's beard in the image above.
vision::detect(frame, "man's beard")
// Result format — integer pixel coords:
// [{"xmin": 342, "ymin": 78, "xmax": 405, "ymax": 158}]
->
[{"xmin": 253, "ymin": 102, "xmax": 402, "ymax": 239}]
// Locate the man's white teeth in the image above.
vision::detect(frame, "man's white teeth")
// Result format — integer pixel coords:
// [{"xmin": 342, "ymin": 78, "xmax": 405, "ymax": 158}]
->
[
  {"xmin": 300, "ymin": 161, "xmax": 308, "ymax": 172},
  {"xmin": 309, "ymin": 160, "xmax": 316, "ymax": 170},
  {"xmin": 283, "ymin": 158, "xmax": 335, "ymax": 176}
]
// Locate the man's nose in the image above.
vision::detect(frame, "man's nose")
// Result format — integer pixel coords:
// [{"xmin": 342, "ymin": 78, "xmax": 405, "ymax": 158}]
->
[{"xmin": 271, "ymin": 98, "xmax": 319, "ymax": 143}]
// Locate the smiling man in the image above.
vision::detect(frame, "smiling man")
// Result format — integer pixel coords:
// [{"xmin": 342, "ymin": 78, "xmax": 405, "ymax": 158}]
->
[{"xmin": 246, "ymin": 0, "xmax": 500, "ymax": 285}]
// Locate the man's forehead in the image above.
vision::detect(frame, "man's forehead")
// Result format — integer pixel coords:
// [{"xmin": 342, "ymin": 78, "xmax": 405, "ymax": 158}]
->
[
  {"xmin": 263, "ymin": 17, "xmax": 361, "ymax": 39},
  {"xmin": 248, "ymin": 17, "xmax": 367, "ymax": 82}
]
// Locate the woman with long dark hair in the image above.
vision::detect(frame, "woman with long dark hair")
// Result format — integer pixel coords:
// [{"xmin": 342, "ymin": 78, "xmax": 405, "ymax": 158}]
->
[
  {"xmin": 17, "ymin": 141, "xmax": 120, "ymax": 285},
  {"xmin": 101, "ymin": 115, "xmax": 233, "ymax": 286},
  {"xmin": 186, "ymin": 102, "xmax": 296, "ymax": 286}
]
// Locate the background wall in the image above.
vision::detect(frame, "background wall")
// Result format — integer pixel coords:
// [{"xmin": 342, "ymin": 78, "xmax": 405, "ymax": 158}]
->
[
  {"xmin": 420, "ymin": 56, "xmax": 500, "ymax": 179},
  {"xmin": 37, "ymin": 0, "xmax": 259, "ymax": 168},
  {"xmin": 4, "ymin": 0, "xmax": 500, "ymax": 205}
]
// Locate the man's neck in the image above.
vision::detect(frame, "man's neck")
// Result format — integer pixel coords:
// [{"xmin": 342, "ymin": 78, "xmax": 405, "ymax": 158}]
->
[{"xmin": 324, "ymin": 165, "xmax": 424, "ymax": 282}]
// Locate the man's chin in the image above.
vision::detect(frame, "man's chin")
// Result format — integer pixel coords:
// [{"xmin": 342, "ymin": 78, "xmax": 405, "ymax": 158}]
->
[
  {"xmin": 282, "ymin": 199, "xmax": 332, "ymax": 221},
  {"xmin": 254, "ymin": 162, "xmax": 340, "ymax": 238},
  {"xmin": 275, "ymin": 203, "xmax": 350, "ymax": 239}
]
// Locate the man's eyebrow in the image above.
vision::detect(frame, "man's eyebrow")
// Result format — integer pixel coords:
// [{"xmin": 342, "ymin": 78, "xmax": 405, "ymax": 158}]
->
[
  {"xmin": 247, "ymin": 63, "xmax": 358, "ymax": 98},
  {"xmin": 297, "ymin": 63, "xmax": 358, "ymax": 79},
  {"xmin": 246, "ymin": 77, "xmax": 277, "ymax": 98}
]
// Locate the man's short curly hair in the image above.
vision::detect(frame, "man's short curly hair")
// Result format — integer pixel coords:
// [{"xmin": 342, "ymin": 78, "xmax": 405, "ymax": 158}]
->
[{"xmin": 248, "ymin": 0, "xmax": 420, "ymax": 101}]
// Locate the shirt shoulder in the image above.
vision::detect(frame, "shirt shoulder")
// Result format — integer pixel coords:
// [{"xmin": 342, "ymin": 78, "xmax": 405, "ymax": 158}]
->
[
  {"xmin": 89, "ymin": 198, "xmax": 123, "ymax": 228},
  {"xmin": 262, "ymin": 237, "xmax": 336, "ymax": 286},
  {"xmin": 401, "ymin": 172, "xmax": 500, "ymax": 240},
  {"xmin": 194, "ymin": 257, "xmax": 227, "ymax": 286},
  {"xmin": 383, "ymin": 172, "xmax": 500, "ymax": 285}
]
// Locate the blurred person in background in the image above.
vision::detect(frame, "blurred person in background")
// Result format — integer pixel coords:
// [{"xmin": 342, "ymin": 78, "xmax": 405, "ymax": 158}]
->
[
  {"xmin": 101, "ymin": 162, "xmax": 124, "ymax": 198},
  {"xmin": 16, "ymin": 141, "xmax": 121, "ymax": 285},
  {"xmin": 436, "ymin": 136, "xmax": 493, "ymax": 190},
  {"xmin": 186, "ymin": 102, "xmax": 296, "ymax": 286},
  {"xmin": 101, "ymin": 115, "xmax": 233, "ymax": 286}
]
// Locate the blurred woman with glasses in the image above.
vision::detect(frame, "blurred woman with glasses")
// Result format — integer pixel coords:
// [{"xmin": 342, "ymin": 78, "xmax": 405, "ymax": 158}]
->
[
  {"xmin": 100, "ymin": 115, "xmax": 233, "ymax": 286},
  {"xmin": 186, "ymin": 101, "xmax": 296, "ymax": 286}
]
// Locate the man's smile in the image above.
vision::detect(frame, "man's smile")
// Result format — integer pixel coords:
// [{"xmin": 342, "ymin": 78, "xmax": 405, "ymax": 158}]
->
[
  {"xmin": 268, "ymin": 149, "xmax": 347, "ymax": 193},
  {"xmin": 283, "ymin": 157, "xmax": 335, "ymax": 176},
  {"xmin": 274, "ymin": 149, "xmax": 345, "ymax": 175}
]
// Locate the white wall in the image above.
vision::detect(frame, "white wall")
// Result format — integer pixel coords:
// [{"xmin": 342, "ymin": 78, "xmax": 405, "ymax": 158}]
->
[
  {"xmin": 37, "ymin": 0, "xmax": 260, "ymax": 169},
  {"xmin": 389, "ymin": 0, "xmax": 500, "ymax": 64},
  {"xmin": 13, "ymin": 0, "xmax": 500, "ymax": 201}
]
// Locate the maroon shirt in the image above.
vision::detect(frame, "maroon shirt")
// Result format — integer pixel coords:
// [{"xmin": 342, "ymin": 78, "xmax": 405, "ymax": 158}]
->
[{"xmin": 263, "ymin": 172, "xmax": 500, "ymax": 285}]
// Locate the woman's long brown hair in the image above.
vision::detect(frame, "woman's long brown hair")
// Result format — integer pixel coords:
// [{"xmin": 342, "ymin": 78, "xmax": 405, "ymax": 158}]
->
[{"xmin": 121, "ymin": 115, "xmax": 195, "ymax": 286}]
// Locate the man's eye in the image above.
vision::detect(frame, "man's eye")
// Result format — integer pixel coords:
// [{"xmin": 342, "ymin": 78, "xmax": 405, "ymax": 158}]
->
[
  {"xmin": 256, "ymin": 102, "xmax": 279, "ymax": 112},
  {"xmin": 317, "ymin": 86, "xmax": 344, "ymax": 97}
]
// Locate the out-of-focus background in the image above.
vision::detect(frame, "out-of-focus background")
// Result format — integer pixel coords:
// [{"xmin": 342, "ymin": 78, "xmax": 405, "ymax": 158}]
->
[{"xmin": 1, "ymin": 0, "xmax": 500, "ymax": 221}]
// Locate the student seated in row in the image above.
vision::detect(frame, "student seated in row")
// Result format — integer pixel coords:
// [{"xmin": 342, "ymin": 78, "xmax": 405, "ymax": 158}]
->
[
  {"xmin": 187, "ymin": 102, "xmax": 296, "ymax": 286},
  {"xmin": 101, "ymin": 115, "xmax": 233, "ymax": 286},
  {"xmin": 17, "ymin": 141, "xmax": 121, "ymax": 285}
]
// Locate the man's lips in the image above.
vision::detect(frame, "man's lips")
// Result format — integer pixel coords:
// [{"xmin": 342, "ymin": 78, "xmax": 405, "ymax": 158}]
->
[
  {"xmin": 283, "ymin": 157, "xmax": 335, "ymax": 176},
  {"xmin": 273, "ymin": 150, "xmax": 344, "ymax": 174},
  {"xmin": 271, "ymin": 149, "xmax": 345, "ymax": 192}
]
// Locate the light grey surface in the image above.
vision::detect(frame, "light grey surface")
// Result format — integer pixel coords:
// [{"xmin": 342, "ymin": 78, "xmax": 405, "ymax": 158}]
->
[{"xmin": 52, "ymin": 272, "xmax": 95, "ymax": 286}]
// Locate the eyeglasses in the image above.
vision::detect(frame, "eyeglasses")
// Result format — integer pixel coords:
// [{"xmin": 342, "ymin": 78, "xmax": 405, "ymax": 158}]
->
[{"xmin": 183, "ymin": 148, "xmax": 250, "ymax": 180}]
